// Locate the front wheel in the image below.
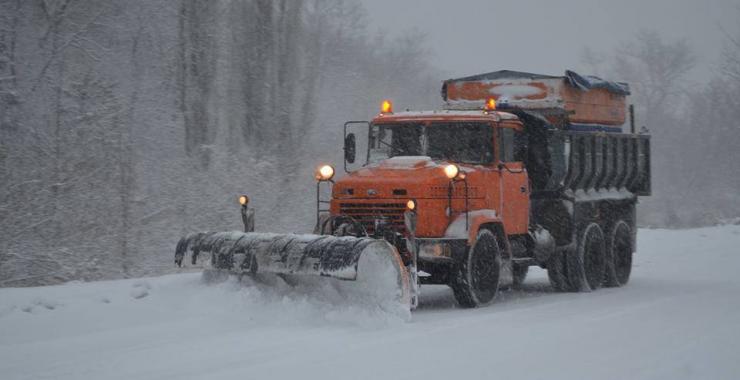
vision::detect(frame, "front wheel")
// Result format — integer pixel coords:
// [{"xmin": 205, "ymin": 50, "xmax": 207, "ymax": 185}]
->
[{"xmin": 450, "ymin": 229, "xmax": 502, "ymax": 308}]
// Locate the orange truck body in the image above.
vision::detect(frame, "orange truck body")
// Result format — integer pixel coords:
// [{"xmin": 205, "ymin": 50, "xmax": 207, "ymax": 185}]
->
[
  {"xmin": 330, "ymin": 111, "xmax": 529, "ymax": 244},
  {"xmin": 322, "ymin": 70, "xmax": 649, "ymax": 299}
]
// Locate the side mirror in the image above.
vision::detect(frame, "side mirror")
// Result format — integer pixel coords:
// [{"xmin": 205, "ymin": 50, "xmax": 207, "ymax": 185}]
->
[{"xmin": 344, "ymin": 133, "xmax": 356, "ymax": 164}]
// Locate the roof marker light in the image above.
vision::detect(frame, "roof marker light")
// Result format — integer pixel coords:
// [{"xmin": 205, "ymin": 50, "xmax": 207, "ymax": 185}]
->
[
  {"xmin": 485, "ymin": 97, "xmax": 496, "ymax": 112},
  {"xmin": 381, "ymin": 100, "xmax": 393, "ymax": 114}
]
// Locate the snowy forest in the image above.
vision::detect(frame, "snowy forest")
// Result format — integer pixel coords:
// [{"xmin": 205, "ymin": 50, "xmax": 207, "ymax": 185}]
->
[{"xmin": 1, "ymin": 0, "xmax": 739, "ymax": 287}]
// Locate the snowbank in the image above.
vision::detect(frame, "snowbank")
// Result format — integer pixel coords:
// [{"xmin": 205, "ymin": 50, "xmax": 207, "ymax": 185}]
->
[{"xmin": 2, "ymin": 225, "xmax": 740, "ymax": 380}]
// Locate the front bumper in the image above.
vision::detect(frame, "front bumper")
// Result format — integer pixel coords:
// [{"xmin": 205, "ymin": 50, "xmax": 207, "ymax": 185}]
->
[{"xmin": 413, "ymin": 238, "xmax": 468, "ymax": 263}]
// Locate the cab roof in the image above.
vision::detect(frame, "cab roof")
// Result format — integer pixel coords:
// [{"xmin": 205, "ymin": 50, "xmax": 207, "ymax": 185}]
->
[{"xmin": 372, "ymin": 110, "xmax": 519, "ymax": 124}]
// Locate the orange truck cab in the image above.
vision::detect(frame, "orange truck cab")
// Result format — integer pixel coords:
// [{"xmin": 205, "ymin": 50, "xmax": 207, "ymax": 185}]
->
[{"xmin": 315, "ymin": 70, "xmax": 652, "ymax": 308}]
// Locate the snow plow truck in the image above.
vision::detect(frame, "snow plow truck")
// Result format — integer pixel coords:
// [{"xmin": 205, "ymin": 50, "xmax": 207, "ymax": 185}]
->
[{"xmin": 175, "ymin": 70, "xmax": 652, "ymax": 312}]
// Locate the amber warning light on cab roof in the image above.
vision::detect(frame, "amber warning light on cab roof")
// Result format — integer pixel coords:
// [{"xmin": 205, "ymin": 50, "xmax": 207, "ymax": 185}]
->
[
  {"xmin": 380, "ymin": 99, "xmax": 393, "ymax": 114},
  {"xmin": 484, "ymin": 97, "xmax": 496, "ymax": 112}
]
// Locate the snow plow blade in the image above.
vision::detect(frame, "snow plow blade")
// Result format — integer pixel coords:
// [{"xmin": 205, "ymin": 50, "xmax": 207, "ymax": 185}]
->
[{"xmin": 175, "ymin": 232, "xmax": 412, "ymax": 314}]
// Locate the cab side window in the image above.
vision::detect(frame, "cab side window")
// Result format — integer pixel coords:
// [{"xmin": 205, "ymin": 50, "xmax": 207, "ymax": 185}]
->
[
  {"xmin": 498, "ymin": 128, "xmax": 515, "ymax": 162},
  {"xmin": 498, "ymin": 127, "xmax": 527, "ymax": 162}
]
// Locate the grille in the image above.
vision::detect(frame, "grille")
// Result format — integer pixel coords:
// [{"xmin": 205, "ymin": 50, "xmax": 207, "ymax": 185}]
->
[{"xmin": 339, "ymin": 202, "xmax": 406, "ymax": 234}]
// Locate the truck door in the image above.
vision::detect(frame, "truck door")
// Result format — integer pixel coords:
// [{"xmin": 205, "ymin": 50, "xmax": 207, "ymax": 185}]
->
[{"xmin": 497, "ymin": 126, "xmax": 530, "ymax": 235}]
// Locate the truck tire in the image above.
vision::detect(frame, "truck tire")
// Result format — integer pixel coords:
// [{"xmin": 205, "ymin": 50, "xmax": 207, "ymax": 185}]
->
[
  {"xmin": 451, "ymin": 229, "xmax": 501, "ymax": 308},
  {"xmin": 604, "ymin": 220, "xmax": 633, "ymax": 287},
  {"xmin": 565, "ymin": 223, "xmax": 606, "ymax": 292},
  {"xmin": 547, "ymin": 249, "xmax": 569, "ymax": 292}
]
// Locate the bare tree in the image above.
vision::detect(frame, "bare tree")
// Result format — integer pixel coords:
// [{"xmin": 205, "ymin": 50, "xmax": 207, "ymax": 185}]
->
[
  {"xmin": 177, "ymin": 0, "xmax": 217, "ymax": 169},
  {"xmin": 614, "ymin": 30, "xmax": 695, "ymax": 125},
  {"xmin": 579, "ymin": 31, "xmax": 698, "ymax": 226},
  {"xmin": 720, "ymin": 15, "xmax": 740, "ymax": 83}
]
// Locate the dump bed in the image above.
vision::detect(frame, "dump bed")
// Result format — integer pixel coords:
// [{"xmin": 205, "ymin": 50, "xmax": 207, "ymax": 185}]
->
[
  {"xmin": 542, "ymin": 130, "xmax": 651, "ymax": 196},
  {"xmin": 516, "ymin": 107, "xmax": 651, "ymax": 197},
  {"xmin": 442, "ymin": 70, "xmax": 630, "ymax": 129}
]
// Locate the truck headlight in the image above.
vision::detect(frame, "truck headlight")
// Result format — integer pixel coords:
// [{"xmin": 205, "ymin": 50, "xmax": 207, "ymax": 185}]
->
[
  {"xmin": 418, "ymin": 242, "xmax": 452, "ymax": 259},
  {"xmin": 238, "ymin": 195, "xmax": 249, "ymax": 206},
  {"xmin": 406, "ymin": 199, "xmax": 416, "ymax": 211},
  {"xmin": 444, "ymin": 164, "xmax": 459, "ymax": 179},
  {"xmin": 316, "ymin": 164, "xmax": 335, "ymax": 181}
]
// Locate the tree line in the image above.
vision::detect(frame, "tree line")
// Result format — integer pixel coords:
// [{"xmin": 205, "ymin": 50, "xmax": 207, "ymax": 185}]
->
[
  {"xmin": 582, "ymin": 27, "xmax": 740, "ymax": 227},
  {"xmin": 2, "ymin": 1, "xmax": 737, "ymax": 287},
  {"xmin": 0, "ymin": 0, "xmax": 438, "ymax": 286}
]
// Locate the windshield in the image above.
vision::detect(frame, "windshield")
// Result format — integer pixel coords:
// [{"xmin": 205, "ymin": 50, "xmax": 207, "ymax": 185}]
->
[{"xmin": 368, "ymin": 122, "xmax": 493, "ymax": 164}]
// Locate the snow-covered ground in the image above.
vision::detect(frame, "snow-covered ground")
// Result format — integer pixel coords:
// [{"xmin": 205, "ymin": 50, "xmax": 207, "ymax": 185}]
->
[{"xmin": 2, "ymin": 225, "xmax": 740, "ymax": 380}]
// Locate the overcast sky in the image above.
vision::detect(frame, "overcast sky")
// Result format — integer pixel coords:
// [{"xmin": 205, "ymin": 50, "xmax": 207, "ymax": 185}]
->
[{"xmin": 363, "ymin": 0, "xmax": 739, "ymax": 81}]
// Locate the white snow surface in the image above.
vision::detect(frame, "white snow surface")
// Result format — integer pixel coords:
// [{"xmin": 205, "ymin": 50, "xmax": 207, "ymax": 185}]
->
[{"xmin": 2, "ymin": 225, "xmax": 740, "ymax": 380}]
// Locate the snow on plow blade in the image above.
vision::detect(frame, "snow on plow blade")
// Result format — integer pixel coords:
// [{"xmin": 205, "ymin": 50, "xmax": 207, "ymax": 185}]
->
[{"xmin": 175, "ymin": 232, "xmax": 412, "ymax": 315}]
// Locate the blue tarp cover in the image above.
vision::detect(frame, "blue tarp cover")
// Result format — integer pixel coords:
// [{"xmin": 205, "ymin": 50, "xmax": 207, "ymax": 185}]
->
[{"xmin": 564, "ymin": 70, "xmax": 630, "ymax": 96}]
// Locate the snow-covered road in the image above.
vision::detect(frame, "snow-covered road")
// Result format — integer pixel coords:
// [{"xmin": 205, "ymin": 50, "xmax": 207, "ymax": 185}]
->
[{"xmin": 2, "ymin": 226, "xmax": 740, "ymax": 380}]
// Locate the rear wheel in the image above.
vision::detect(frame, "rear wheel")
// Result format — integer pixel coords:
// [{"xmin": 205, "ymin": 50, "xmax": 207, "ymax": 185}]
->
[
  {"xmin": 451, "ymin": 229, "xmax": 501, "ymax": 308},
  {"xmin": 566, "ymin": 223, "xmax": 606, "ymax": 292},
  {"xmin": 604, "ymin": 220, "xmax": 633, "ymax": 287}
]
